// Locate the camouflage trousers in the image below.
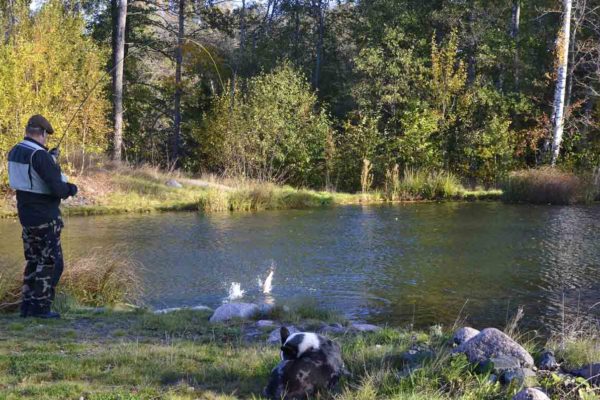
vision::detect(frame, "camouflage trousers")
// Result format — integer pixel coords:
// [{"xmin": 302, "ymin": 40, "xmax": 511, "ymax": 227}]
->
[{"xmin": 20, "ymin": 217, "xmax": 64, "ymax": 316}]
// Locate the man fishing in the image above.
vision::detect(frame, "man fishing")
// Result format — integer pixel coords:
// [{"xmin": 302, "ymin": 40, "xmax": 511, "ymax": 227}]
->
[{"xmin": 7, "ymin": 115, "xmax": 78, "ymax": 319}]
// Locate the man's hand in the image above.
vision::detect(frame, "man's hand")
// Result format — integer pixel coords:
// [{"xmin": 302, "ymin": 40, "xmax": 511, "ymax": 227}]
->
[
  {"xmin": 49, "ymin": 148, "xmax": 60, "ymax": 162},
  {"xmin": 67, "ymin": 183, "xmax": 78, "ymax": 197}
]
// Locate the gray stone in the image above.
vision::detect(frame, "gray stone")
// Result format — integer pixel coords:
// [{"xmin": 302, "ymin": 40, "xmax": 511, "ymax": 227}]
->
[
  {"xmin": 538, "ymin": 350, "xmax": 559, "ymax": 371},
  {"xmin": 319, "ymin": 323, "xmax": 346, "ymax": 335},
  {"xmin": 209, "ymin": 303, "xmax": 260, "ymax": 323},
  {"xmin": 501, "ymin": 367, "xmax": 537, "ymax": 387},
  {"xmin": 573, "ymin": 363, "xmax": 600, "ymax": 386},
  {"xmin": 268, "ymin": 326, "xmax": 299, "ymax": 344},
  {"xmin": 153, "ymin": 305, "xmax": 212, "ymax": 315},
  {"xmin": 166, "ymin": 179, "xmax": 183, "ymax": 188},
  {"xmin": 257, "ymin": 303, "xmax": 275, "ymax": 316},
  {"xmin": 399, "ymin": 344, "xmax": 434, "ymax": 368},
  {"xmin": 256, "ymin": 320, "xmax": 277, "ymax": 328},
  {"xmin": 351, "ymin": 323, "xmax": 382, "ymax": 333},
  {"xmin": 478, "ymin": 355, "xmax": 522, "ymax": 375},
  {"xmin": 455, "ymin": 328, "xmax": 534, "ymax": 367},
  {"xmin": 452, "ymin": 327, "xmax": 480, "ymax": 346},
  {"xmin": 512, "ymin": 388, "xmax": 550, "ymax": 400}
]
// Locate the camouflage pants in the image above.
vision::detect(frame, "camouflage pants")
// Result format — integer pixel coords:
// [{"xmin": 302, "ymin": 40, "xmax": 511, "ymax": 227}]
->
[{"xmin": 20, "ymin": 217, "xmax": 64, "ymax": 316}]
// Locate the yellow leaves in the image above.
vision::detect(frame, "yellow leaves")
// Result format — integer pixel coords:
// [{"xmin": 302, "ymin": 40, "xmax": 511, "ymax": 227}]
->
[{"xmin": 430, "ymin": 29, "xmax": 467, "ymax": 116}]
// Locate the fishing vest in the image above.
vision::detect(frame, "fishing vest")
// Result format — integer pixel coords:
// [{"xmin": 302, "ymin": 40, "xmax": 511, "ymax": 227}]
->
[{"xmin": 8, "ymin": 140, "xmax": 53, "ymax": 195}]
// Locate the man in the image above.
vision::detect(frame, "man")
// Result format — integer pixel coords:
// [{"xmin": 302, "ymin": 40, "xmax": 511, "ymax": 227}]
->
[{"xmin": 7, "ymin": 115, "xmax": 78, "ymax": 319}]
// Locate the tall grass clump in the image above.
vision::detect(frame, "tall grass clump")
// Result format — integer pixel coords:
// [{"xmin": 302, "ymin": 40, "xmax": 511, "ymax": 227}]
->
[
  {"xmin": 61, "ymin": 250, "xmax": 143, "ymax": 307},
  {"xmin": 398, "ymin": 169, "xmax": 463, "ymax": 200},
  {"xmin": 501, "ymin": 167, "xmax": 598, "ymax": 205},
  {"xmin": 0, "ymin": 251, "xmax": 143, "ymax": 312}
]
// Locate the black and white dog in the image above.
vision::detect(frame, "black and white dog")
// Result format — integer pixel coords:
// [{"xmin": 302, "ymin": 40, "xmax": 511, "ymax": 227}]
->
[{"xmin": 263, "ymin": 327, "xmax": 346, "ymax": 400}]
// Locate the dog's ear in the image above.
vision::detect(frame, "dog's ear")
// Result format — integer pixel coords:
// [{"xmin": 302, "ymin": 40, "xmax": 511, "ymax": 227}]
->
[
  {"xmin": 280, "ymin": 326, "xmax": 291, "ymax": 344},
  {"xmin": 281, "ymin": 344, "xmax": 298, "ymax": 359}
]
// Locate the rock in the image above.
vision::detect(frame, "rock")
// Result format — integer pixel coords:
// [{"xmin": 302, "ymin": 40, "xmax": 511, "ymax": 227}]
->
[
  {"xmin": 209, "ymin": 303, "xmax": 260, "ymax": 323},
  {"xmin": 257, "ymin": 320, "xmax": 277, "ymax": 328},
  {"xmin": 455, "ymin": 328, "xmax": 534, "ymax": 368},
  {"xmin": 268, "ymin": 326, "xmax": 299, "ymax": 344},
  {"xmin": 257, "ymin": 303, "xmax": 275, "ymax": 316},
  {"xmin": 573, "ymin": 363, "xmax": 600, "ymax": 386},
  {"xmin": 153, "ymin": 305, "xmax": 212, "ymax": 315},
  {"xmin": 452, "ymin": 327, "xmax": 480, "ymax": 346},
  {"xmin": 398, "ymin": 344, "xmax": 434, "ymax": 368},
  {"xmin": 319, "ymin": 323, "xmax": 346, "ymax": 335},
  {"xmin": 512, "ymin": 388, "xmax": 550, "ymax": 400},
  {"xmin": 478, "ymin": 354, "xmax": 522, "ymax": 374},
  {"xmin": 500, "ymin": 367, "xmax": 537, "ymax": 387},
  {"xmin": 166, "ymin": 179, "xmax": 183, "ymax": 188},
  {"xmin": 538, "ymin": 350, "xmax": 559, "ymax": 371},
  {"xmin": 350, "ymin": 323, "xmax": 381, "ymax": 333}
]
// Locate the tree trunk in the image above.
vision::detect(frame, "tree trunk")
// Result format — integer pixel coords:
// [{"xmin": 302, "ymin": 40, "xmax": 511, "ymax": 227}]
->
[
  {"xmin": 173, "ymin": 0, "xmax": 185, "ymax": 163},
  {"xmin": 511, "ymin": 0, "xmax": 521, "ymax": 89},
  {"xmin": 112, "ymin": 0, "xmax": 127, "ymax": 162},
  {"xmin": 550, "ymin": 0, "xmax": 572, "ymax": 166}
]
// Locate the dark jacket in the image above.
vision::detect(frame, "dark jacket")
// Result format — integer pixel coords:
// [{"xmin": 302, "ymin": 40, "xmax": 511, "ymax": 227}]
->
[{"xmin": 8, "ymin": 137, "xmax": 77, "ymax": 227}]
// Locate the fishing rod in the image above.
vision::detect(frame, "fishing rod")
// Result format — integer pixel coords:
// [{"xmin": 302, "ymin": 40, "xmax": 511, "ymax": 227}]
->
[{"xmin": 54, "ymin": 46, "xmax": 143, "ymax": 150}]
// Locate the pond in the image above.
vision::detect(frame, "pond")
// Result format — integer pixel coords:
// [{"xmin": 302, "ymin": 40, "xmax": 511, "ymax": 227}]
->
[{"xmin": 1, "ymin": 202, "xmax": 599, "ymax": 331}]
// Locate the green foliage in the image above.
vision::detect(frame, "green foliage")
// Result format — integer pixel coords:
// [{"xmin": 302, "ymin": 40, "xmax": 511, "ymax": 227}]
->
[
  {"xmin": 0, "ymin": 0, "xmax": 109, "ymax": 184},
  {"xmin": 196, "ymin": 63, "xmax": 332, "ymax": 188}
]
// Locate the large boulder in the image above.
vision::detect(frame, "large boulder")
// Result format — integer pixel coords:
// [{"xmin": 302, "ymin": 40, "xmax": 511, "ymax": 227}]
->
[
  {"xmin": 512, "ymin": 388, "xmax": 550, "ymax": 400},
  {"xmin": 573, "ymin": 363, "xmax": 600, "ymax": 386},
  {"xmin": 455, "ymin": 328, "xmax": 534, "ymax": 367},
  {"xmin": 452, "ymin": 327, "xmax": 480, "ymax": 346},
  {"xmin": 209, "ymin": 303, "xmax": 260, "ymax": 323}
]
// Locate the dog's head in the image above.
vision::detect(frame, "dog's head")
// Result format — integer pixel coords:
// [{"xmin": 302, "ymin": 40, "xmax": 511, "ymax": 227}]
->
[{"xmin": 280, "ymin": 326, "xmax": 321, "ymax": 360}]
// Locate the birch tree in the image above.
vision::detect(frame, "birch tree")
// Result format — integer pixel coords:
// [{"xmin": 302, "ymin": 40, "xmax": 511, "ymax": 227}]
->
[{"xmin": 551, "ymin": 0, "xmax": 573, "ymax": 166}]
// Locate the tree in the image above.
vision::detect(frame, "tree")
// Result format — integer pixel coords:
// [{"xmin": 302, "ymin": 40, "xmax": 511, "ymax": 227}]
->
[
  {"xmin": 551, "ymin": 0, "xmax": 573, "ymax": 165},
  {"xmin": 112, "ymin": 0, "xmax": 127, "ymax": 162}
]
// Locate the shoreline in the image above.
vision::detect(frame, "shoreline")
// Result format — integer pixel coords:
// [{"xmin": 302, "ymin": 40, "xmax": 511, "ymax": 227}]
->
[{"xmin": 0, "ymin": 304, "xmax": 597, "ymax": 399}]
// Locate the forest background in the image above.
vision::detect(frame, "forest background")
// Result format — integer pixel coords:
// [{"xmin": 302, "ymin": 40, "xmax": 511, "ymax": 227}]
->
[{"xmin": 0, "ymin": 0, "xmax": 598, "ymax": 194}]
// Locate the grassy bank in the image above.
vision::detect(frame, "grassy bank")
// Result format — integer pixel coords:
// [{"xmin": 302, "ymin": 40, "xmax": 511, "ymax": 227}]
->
[
  {"xmin": 0, "ymin": 305, "xmax": 598, "ymax": 400},
  {"xmin": 501, "ymin": 168, "xmax": 600, "ymax": 205},
  {"xmin": 0, "ymin": 165, "xmax": 502, "ymax": 219}
]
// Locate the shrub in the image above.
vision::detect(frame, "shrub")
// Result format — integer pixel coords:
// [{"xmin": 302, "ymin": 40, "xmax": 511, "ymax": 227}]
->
[
  {"xmin": 501, "ymin": 168, "xmax": 596, "ymax": 205},
  {"xmin": 398, "ymin": 169, "xmax": 463, "ymax": 200}
]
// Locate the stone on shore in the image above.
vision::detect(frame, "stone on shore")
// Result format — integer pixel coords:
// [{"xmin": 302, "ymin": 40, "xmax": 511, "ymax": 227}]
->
[
  {"xmin": 538, "ymin": 350, "xmax": 559, "ymax": 371},
  {"xmin": 209, "ymin": 303, "xmax": 260, "ymax": 323},
  {"xmin": 573, "ymin": 363, "xmax": 600, "ymax": 386},
  {"xmin": 512, "ymin": 388, "xmax": 550, "ymax": 400},
  {"xmin": 256, "ymin": 320, "xmax": 277, "ymax": 328},
  {"xmin": 166, "ymin": 179, "xmax": 183, "ymax": 188},
  {"xmin": 452, "ymin": 327, "xmax": 480, "ymax": 346},
  {"xmin": 455, "ymin": 328, "xmax": 534, "ymax": 367},
  {"xmin": 268, "ymin": 326, "xmax": 299, "ymax": 344},
  {"xmin": 350, "ymin": 323, "xmax": 382, "ymax": 333},
  {"xmin": 153, "ymin": 305, "xmax": 212, "ymax": 315}
]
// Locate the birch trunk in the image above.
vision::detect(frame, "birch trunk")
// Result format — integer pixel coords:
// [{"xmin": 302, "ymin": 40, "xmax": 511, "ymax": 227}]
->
[
  {"xmin": 511, "ymin": 0, "xmax": 521, "ymax": 89},
  {"xmin": 551, "ymin": 0, "xmax": 572, "ymax": 166},
  {"xmin": 112, "ymin": 0, "xmax": 127, "ymax": 162}
]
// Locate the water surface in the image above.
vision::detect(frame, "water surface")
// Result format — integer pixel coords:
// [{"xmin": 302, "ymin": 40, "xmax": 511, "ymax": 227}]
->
[{"xmin": 1, "ymin": 203, "xmax": 599, "ymax": 330}]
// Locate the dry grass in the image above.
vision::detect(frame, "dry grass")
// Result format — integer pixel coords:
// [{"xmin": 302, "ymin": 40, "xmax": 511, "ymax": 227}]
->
[
  {"xmin": 501, "ymin": 167, "xmax": 598, "ymax": 205},
  {"xmin": 0, "ymin": 250, "xmax": 143, "ymax": 312}
]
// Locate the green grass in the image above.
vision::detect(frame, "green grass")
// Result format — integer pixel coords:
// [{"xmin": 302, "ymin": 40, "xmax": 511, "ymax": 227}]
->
[
  {"xmin": 0, "ymin": 306, "xmax": 597, "ymax": 400},
  {"xmin": 0, "ymin": 165, "xmax": 504, "ymax": 220}
]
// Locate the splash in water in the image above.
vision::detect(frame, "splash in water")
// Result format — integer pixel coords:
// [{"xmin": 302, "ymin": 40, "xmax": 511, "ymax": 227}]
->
[
  {"xmin": 257, "ymin": 266, "xmax": 275, "ymax": 294},
  {"xmin": 227, "ymin": 282, "xmax": 245, "ymax": 301}
]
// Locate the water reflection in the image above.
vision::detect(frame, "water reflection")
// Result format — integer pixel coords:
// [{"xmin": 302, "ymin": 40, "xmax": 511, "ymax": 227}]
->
[{"xmin": 0, "ymin": 203, "xmax": 598, "ymax": 331}]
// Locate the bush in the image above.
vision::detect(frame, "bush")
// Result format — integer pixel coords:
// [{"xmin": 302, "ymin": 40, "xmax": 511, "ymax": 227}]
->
[
  {"xmin": 196, "ymin": 62, "xmax": 332, "ymax": 188},
  {"xmin": 501, "ymin": 168, "xmax": 597, "ymax": 205}
]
